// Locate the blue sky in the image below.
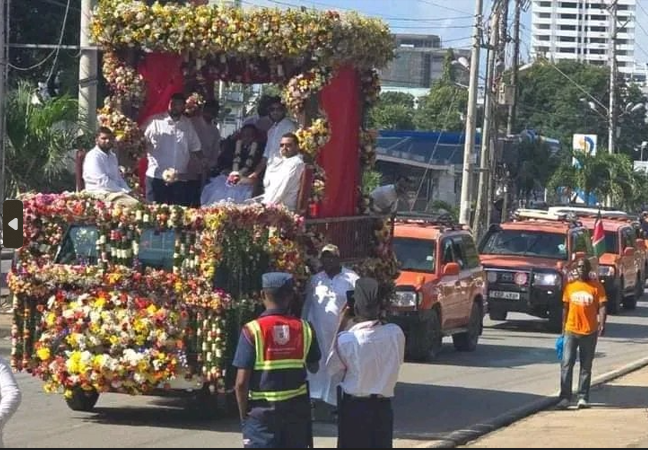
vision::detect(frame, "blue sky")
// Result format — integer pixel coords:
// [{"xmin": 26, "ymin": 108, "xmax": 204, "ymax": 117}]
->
[{"xmin": 243, "ymin": 0, "xmax": 648, "ymax": 73}]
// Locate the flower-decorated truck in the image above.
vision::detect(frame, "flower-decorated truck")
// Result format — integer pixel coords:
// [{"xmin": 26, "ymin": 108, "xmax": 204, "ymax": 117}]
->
[{"xmin": 9, "ymin": 0, "xmax": 398, "ymax": 415}]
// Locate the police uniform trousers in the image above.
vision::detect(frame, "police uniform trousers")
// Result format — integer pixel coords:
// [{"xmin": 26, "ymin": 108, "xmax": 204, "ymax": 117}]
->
[
  {"xmin": 337, "ymin": 393, "xmax": 393, "ymax": 448},
  {"xmin": 242, "ymin": 395, "xmax": 312, "ymax": 448}
]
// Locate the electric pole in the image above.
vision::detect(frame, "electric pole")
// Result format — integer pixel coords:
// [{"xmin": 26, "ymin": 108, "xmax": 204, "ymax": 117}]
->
[
  {"xmin": 458, "ymin": 0, "xmax": 484, "ymax": 225},
  {"xmin": 608, "ymin": 0, "xmax": 618, "ymax": 156},
  {"xmin": 79, "ymin": 0, "xmax": 98, "ymax": 131},
  {"xmin": 507, "ymin": 0, "xmax": 521, "ymax": 136},
  {"xmin": 0, "ymin": 0, "xmax": 7, "ymax": 205},
  {"xmin": 472, "ymin": 9, "xmax": 500, "ymax": 237}
]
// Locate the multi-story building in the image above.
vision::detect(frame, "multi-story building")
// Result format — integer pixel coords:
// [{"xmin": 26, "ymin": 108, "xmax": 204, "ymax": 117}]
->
[
  {"xmin": 380, "ymin": 34, "xmax": 471, "ymax": 89},
  {"xmin": 531, "ymin": 0, "xmax": 636, "ymax": 75}
]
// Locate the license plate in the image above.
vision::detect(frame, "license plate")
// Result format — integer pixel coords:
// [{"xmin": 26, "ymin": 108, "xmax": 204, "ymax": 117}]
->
[{"xmin": 489, "ymin": 290, "xmax": 520, "ymax": 300}]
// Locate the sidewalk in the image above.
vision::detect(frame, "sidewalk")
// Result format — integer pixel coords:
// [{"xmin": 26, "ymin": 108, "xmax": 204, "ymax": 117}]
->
[{"xmin": 464, "ymin": 365, "xmax": 648, "ymax": 448}]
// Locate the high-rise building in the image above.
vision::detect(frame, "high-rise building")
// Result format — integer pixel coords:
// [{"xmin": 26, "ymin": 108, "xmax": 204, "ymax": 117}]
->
[
  {"xmin": 531, "ymin": 0, "xmax": 636, "ymax": 75},
  {"xmin": 380, "ymin": 34, "xmax": 471, "ymax": 89}
]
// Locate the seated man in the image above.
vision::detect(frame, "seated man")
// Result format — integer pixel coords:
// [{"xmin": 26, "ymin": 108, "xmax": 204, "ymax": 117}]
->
[
  {"xmin": 260, "ymin": 132, "xmax": 305, "ymax": 212},
  {"xmin": 201, "ymin": 124, "xmax": 264, "ymax": 206},
  {"xmin": 82, "ymin": 127, "xmax": 139, "ymax": 207}
]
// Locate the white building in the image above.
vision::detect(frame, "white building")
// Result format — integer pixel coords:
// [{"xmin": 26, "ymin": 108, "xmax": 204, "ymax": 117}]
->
[{"xmin": 531, "ymin": 0, "xmax": 636, "ymax": 75}]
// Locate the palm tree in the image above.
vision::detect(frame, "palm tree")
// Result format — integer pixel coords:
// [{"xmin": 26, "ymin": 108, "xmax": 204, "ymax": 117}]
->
[{"xmin": 4, "ymin": 82, "xmax": 90, "ymax": 198}]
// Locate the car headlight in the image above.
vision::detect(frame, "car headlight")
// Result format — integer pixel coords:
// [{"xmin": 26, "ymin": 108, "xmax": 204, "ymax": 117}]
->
[
  {"xmin": 599, "ymin": 265, "xmax": 615, "ymax": 277},
  {"xmin": 392, "ymin": 291, "xmax": 419, "ymax": 307},
  {"xmin": 533, "ymin": 272, "xmax": 561, "ymax": 286}
]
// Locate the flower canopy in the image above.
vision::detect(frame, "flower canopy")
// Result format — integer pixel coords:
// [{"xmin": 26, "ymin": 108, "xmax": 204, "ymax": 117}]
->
[{"xmin": 91, "ymin": 1, "xmax": 394, "ymax": 71}]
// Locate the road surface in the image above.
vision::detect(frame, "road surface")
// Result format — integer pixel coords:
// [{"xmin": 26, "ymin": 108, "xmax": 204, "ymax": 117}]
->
[{"xmin": 3, "ymin": 295, "xmax": 648, "ymax": 448}]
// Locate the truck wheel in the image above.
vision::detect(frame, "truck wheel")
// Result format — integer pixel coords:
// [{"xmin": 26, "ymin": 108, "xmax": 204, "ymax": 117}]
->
[
  {"xmin": 547, "ymin": 306, "xmax": 563, "ymax": 333},
  {"xmin": 608, "ymin": 282, "xmax": 622, "ymax": 315},
  {"xmin": 453, "ymin": 302, "xmax": 481, "ymax": 352},
  {"xmin": 187, "ymin": 385, "xmax": 233, "ymax": 419},
  {"xmin": 65, "ymin": 387, "xmax": 99, "ymax": 412},
  {"xmin": 406, "ymin": 309, "xmax": 443, "ymax": 362},
  {"xmin": 623, "ymin": 275, "xmax": 641, "ymax": 310},
  {"xmin": 488, "ymin": 309, "xmax": 507, "ymax": 321}
]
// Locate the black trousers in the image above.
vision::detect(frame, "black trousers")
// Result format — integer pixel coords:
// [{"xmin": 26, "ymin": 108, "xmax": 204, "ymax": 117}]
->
[
  {"xmin": 338, "ymin": 394, "xmax": 393, "ymax": 448},
  {"xmin": 146, "ymin": 176, "xmax": 188, "ymax": 206},
  {"xmin": 242, "ymin": 398, "xmax": 311, "ymax": 448}
]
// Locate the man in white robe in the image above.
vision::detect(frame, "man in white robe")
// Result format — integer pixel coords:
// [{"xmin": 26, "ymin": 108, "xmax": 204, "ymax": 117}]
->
[
  {"xmin": 302, "ymin": 244, "xmax": 359, "ymax": 420},
  {"xmin": 261, "ymin": 133, "xmax": 305, "ymax": 211}
]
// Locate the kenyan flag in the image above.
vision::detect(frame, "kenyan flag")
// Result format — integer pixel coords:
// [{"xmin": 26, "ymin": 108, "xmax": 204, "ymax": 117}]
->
[{"xmin": 592, "ymin": 210, "xmax": 606, "ymax": 257}]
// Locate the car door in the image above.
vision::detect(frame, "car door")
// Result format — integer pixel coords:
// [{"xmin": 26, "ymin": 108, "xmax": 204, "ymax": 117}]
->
[
  {"xmin": 621, "ymin": 227, "xmax": 638, "ymax": 290},
  {"xmin": 450, "ymin": 235, "xmax": 471, "ymax": 325},
  {"xmin": 439, "ymin": 237, "xmax": 460, "ymax": 329}
]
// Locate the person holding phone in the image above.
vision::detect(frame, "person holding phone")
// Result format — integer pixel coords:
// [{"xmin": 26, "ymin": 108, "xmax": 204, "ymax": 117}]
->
[{"xmin": 326, "ymin": 277, "xmax": 405, "ymax": 448}]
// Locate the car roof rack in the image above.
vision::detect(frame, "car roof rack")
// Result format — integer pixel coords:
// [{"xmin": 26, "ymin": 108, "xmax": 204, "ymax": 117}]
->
[
  {"xmin": 395, "ymin": 211, "xmax": 469, "ymax": 232},
  {"xmin": 513, "ymin": 208, "xmax": 584, "ymax": 228},
  {"xmin": 547, "ymin": 206, "xmax": 631, "ymax": 220}
]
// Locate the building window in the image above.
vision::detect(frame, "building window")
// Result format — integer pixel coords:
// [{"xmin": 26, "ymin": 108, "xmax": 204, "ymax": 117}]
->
[
  {"xmin": 561, "ymin": 13, "xmax": 577, "ymax": 19},
  {"xmin": 561, "ymin": 25, "xmax": 577, "ymax": 31}
]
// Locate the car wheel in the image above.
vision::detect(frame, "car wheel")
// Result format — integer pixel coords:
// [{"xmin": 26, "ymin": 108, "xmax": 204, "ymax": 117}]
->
[
  {"xmin": 488, "ymin": 309, "xmax": 507, "ymax": 321},
  {"xmin": 608, "ymin": 281, "xmax": 622, "ymax": 315},
  {"xmin": 406, "ymin": 309, "xmax": 443, "ymax": 362},
  {"xmin": 65, "ymin": 387, "xmax": 99, "ymax": 412},
  {"xmin": 453, "ymin": 302, "xmax": 481, "ymax": 352},
  {"xmin": 623, "ymin": 275, "xmax": 641, "ymax": 310},
  {"xmin": 547, "ymin": 305, "xmax": 563, "ymax": 333}
]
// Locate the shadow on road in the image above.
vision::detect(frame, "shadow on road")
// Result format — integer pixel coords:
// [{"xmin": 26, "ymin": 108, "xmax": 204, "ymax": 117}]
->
[
  {"xmin": 428, "ymin": 342, "xmax": 558, "ymax": 368},
  {"xmin": 587, "ymin": 383, "xmax": 648, "ymax": 409},
  {"xmin": 392, "ymin": 382, "xmax": 545, "ymax": 441}
]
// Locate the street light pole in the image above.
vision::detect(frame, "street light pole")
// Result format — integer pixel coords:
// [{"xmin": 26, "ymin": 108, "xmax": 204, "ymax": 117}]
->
[
  {"xmin": 608, "ymin": 0, "xmax": 618, "ymax": 156},
  {"xmin": 79, "ymin": 0, "xmax": 98, "ymax": 130},
  {"xmin": 458, "ymin": 0, "xmax": 483, "ymax": 225}
]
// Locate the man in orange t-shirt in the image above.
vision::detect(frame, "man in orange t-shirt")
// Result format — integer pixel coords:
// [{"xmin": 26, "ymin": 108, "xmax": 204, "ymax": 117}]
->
[{"xmin": 558, "ymin": 257, "xmax": 607, "ymax": 409}]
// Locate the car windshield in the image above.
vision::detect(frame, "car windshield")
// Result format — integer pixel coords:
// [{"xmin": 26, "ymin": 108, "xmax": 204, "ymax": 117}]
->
[
  {"xmin": 480, "ymin": 230, "xmax": 568, "ymax": 260},
  {"xmin": 603, "ymin": 231, "xmax": 619, "ymax": 254},
  {"xmin": 393, "ymin": 237, "xmax": 435, "ymax": 272}
]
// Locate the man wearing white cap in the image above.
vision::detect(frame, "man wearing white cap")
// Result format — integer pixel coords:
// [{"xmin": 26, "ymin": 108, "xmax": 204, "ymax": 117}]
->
[
  {"xmin": 233, "ymin": 272, "xmax": 321, "ymax": 448},
  {"xmin": 302, "ymin": 244, "xmax": 359, "ymax": 421}
]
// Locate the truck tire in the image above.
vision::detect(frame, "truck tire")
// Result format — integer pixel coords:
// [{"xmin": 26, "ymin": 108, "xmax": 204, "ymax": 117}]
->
[
  {"xmin": 406, "ymin": 309, "xmax": 443, "ymax": 362},
  {"xmin": 453, "ymin": 302, "xmax": 481, "ymax": 352},
  {"xmin": 187, "ymin": 385, "xmax": 235, "ymax": 419},
  {"xmin": 65, "ymin": 387, "xmax": 99, "ymax": 412},
  {"xmin": 547, "ymin": 305, "xmax": 563, "ymax": 333},
  {"xmin": 608, "ymin": 282, "xmax": 622, "ymax": 315},
  {"xmin": 623, "ymin": 275, "xmax": 641, "ymax": 310}
]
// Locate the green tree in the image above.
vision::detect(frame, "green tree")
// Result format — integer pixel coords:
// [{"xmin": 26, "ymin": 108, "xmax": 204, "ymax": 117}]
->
[
  {"xmin": 367, "ymin": 92, "xmax": 416, "ymax": 130},
  {"xmin": 512, "ymin": 140, "xmax": 561, "ymax": 200},
  {"xmin": 5, "ymin": 82, "xmax": 90, "ymax": 197},
  {"xmin": 413, "ymin": 49, "xmax": 468, "ymax": 131}
]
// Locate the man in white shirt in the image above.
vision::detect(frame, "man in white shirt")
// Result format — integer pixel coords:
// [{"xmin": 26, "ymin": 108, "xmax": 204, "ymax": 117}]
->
[
  {"xmin": 82, "ymin": 127, "xmax": 138, "ymax": 207},
  {"xmin": 326, "ymin": 277, "xmax": 405, "ymax": 448},
  {"xmin": 0, "ymin": 356, "xmax": 21, "ymax": 448},
  {"xmin": 144, "ymin": 92, "xmax": 202, "ymax": 206},
  {"xmin": 249, "ymin": 97, "xmax": 297, "ymax": 183},
  {"xmin": 371, "ymin": 176, "xmax": 411, "ymax": 214},
  {"xmin": 261, "ymin": 133, "xmax": 305, "ymax": 212},
  {"xmin": 302, "ymin": 244, "xmax": 359, "ymax": 421}
]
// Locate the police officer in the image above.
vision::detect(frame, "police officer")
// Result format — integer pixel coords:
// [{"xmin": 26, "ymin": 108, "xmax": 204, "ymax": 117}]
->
[{"xmin": 233, "ymin": 272, "xmax": 321, "ymax": 448}]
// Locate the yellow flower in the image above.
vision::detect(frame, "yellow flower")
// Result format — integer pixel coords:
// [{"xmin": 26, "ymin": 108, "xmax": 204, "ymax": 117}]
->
[{"xmin": 37, "ymin": 347, "xmax": 51, "ymax": 361}]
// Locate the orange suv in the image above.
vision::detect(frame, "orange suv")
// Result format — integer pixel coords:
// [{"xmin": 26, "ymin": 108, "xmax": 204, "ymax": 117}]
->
[
  {"xmin": 478, "ymin": 209, "xmax": 598, "ymax": 332},
  {"xmin": 387, "ymin": 213, "xmax": 486, "ymax": 361}
]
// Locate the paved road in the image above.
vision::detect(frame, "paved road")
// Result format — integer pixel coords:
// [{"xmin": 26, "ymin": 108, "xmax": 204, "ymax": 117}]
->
[{"xmin": 3, "ymin": 297, "xmax": 648, "ymax": 448}]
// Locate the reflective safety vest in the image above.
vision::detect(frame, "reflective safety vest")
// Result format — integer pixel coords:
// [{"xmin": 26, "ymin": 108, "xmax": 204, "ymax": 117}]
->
[{"xmin": 246, "ymin": 314, "xmax": 313, "ymax": 403}]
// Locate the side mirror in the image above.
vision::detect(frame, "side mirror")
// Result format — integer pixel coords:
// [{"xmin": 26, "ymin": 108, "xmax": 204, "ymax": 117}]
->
[
  {"xmin": 624, "ymin": 247, "xmax": 635, "ymax": 257},
  {"xmin": 636, "ymin": 239, "xmax": 646, "ymax": 250},
  {"xmin": 443, "ymin": 262, "xmax": 460, "ymax": 277}
]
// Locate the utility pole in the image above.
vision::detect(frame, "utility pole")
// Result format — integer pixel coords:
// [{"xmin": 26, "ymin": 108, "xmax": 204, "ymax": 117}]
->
[
  {"xmin": 0, "ymin": 0, "xmax": 7, "ymax": 205},
  {"xmin": 507, "ymin": 0, "xmax": 521, "ymax": 136},
  {"xmin": 607, "ymin": 0, "xmax": 618, "ymax": 156},
  {"xmin": 472, "ymin": 10, "xmax": 500, "ymax": 237},
  {"xmin": 79, "ymin": 0, "xmax": 98, "ymax": 131},
  {"xmin": 458, "ymin": 0, "xmax": 484, "ymax": 225}
]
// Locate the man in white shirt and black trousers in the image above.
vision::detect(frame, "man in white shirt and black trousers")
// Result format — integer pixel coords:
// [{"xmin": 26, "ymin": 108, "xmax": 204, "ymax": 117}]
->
[{"xmin": 326, "ymin": 277, "xmax": 406, "ymax": 448}]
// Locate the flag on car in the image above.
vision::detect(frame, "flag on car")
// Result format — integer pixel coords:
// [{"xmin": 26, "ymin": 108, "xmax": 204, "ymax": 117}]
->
[{"xmin": 592, "ymin": 210, "xmax": 606, "ymax": 257}]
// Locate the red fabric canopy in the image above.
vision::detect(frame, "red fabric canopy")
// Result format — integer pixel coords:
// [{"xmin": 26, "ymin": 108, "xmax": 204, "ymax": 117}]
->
[{"xmin": 137, "ymin": 52, "xmax": 185, "ymax": 125}]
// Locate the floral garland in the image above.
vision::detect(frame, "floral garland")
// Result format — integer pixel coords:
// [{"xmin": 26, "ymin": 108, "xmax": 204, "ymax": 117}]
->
[
  {"xmin": 232, "ymin": 140, "xmax": 260, "ymax": 176},
  {"xmin": 91, "ymin": 2, "xmax": 394, "ymax": 69},
  {"xmin": 283, "ymin": 68, "xmax": 333, "ymax": 117},
  {"xmin": 360, "ymin": 69, "xmax": 381, "ymax": 109},
  {"xmin": 102, "ymin": 51, "xmax": 147, "ymax": 109},
  {"xmin": 295, "ymin": 118, "xmax": 331, "ymax": 160},
  {"xmin": 359, "ymin": 128, "xmax": 378, "ymax": 168},
  {"xmin": 184, "ymin": 92, "xmax": 205, "ymax": 116},
  {"xmin": 97, "ymin": 99, "xmax": 146, "ymax": 160}
]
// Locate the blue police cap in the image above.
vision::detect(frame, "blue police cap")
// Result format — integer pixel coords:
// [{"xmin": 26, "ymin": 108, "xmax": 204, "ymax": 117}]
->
[{"xmin": 262, "ymin": 272, "xmax": 293, "ymax": 290}]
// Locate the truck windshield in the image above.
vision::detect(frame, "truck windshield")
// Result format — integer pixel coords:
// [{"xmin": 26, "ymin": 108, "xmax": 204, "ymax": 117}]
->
[
  {"xmin": 480, "ymin": 230, "xmax": 568, "ymax": 260},
  {"xmin": 604, "ymin": 231, "xmax": 619, "ymax": 254},
  {"xmin": 393, "ymin": 237, "xmax": 436, "ymax": 272},
  {"xmin": 56, "ymin": 225, "xmax": 176, "ymax": 271}
]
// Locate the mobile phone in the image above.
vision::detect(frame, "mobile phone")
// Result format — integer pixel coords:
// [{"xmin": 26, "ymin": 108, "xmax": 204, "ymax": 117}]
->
[{"xmin": 346, "ymin": 290, "xmax": 355, "ymax": 311}]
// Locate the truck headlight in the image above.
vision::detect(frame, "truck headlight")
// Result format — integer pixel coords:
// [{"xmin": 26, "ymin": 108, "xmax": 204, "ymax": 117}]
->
[
  {"xmin": 533, "ymin": 273, "xmax": 560, "ymax": 286},
  {"xmin": 599, "ymin": 266, "xmax": 615, "ymax": 277},
  {"xmin": 393, "ymin": 291, "xmax": 419, "ymax": 307}
]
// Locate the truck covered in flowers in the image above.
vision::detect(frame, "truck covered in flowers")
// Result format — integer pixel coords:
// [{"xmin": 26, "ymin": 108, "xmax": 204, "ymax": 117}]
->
[{"xmin": 9, "ymin": 0, "xmax": 398, "ymax": 415}]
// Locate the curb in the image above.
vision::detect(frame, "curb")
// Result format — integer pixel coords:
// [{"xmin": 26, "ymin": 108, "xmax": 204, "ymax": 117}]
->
[{"xmin": 416, "ymin": 356, "xmax": 648, "ymax": 449}]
